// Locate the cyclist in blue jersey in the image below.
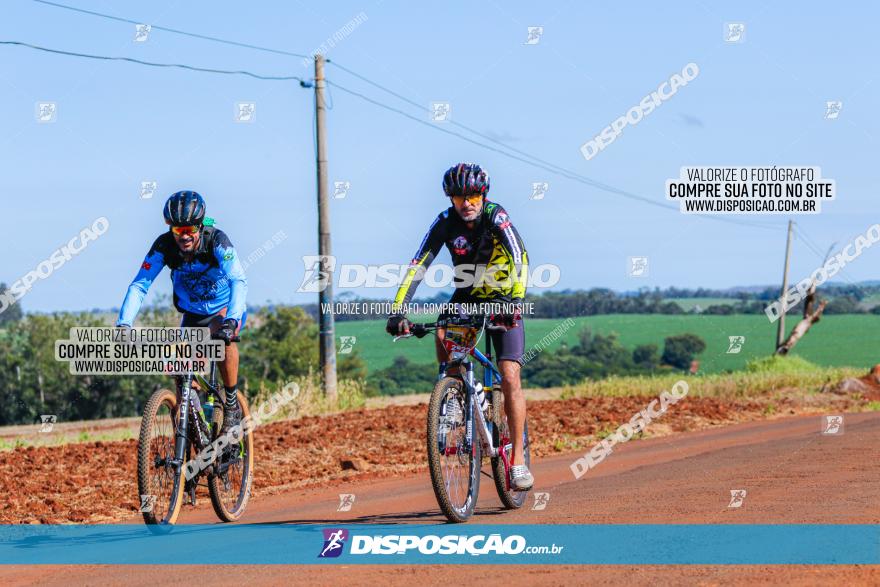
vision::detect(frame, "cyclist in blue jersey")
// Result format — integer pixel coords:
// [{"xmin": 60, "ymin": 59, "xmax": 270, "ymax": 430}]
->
[{"xmin": 116, "ymin": 191, "xmax": 248, "ymax": 436}]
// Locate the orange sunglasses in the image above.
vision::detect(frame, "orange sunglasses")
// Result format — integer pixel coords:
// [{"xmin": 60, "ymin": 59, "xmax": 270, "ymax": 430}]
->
[
  {"xmin": 169, "ymin": 225, "xmax": 200, "ymax": 236},
  {"xmin": 450, "ymin": 194, "xmax": 484, "ymax": 206}
]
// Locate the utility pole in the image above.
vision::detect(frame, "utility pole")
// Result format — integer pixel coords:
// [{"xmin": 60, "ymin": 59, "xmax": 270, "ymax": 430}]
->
[
  {"xmin": 776, "ymin": 219, "xmax": 794, "ymax": 348},
  {"xmin": 314, "ymin": 54, "xmax": 337, "ymax": 400}
]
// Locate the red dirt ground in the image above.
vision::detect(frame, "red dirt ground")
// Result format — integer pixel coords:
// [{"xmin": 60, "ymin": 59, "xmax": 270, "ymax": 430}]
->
[
  {"xmin": 0, "ymin": 385, "xmax": 872, "ymax": 525},
  {"xmin": 1, "ymin": 409, "xmax": 877, "ymax": 585}
]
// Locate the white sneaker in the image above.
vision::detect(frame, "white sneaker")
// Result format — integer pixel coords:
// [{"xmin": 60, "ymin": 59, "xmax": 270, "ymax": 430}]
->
[{"xmin": 510, "ymin": 464, "xmax": 534, "ymax": 491}]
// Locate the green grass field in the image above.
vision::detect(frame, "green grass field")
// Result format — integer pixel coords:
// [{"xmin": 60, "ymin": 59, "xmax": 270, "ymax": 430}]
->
[{"xmin": 336, "ymin": 314, "xmax": 880, "ymax": 374}]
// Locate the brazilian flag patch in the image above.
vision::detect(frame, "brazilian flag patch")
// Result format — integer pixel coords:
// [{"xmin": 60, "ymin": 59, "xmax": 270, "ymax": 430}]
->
[{"xmin": 223, "ymin": 251, "xmax": 234, "ymax": 261}]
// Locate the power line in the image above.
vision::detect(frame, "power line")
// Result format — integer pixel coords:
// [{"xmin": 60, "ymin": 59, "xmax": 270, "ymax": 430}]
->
[
  {"xmin": 793, "ymin": 224, "xmax": 840, "ymax": 268},
  {"xmin": 326, "ymin": 79, "xmax": 669, "ymax": 208},
  {"xmin": 0, "ymin": 40, "xmax": 305, "ymax": 81},
  {"xmin": 31, "ymin": 0, "xmax": 311, "ymax": 60},
  {"xmin": 792, "ymin": 223, "xmax": 824, "ymax": 258},
  {"xmin": 793, "ymin": 223, "xmax": 867, "ymax": 292},
  {"xmin": 327, "ymin": 79, "xmax": 781, "ymax": 231},
  {"xmin": 329, "ymin": 59, "xmax": 607, "ymax": 182},
  {"xmin": 328, "ymin": 61, "xmax": 780, "ymax": 231},
  {"xmin": 27, "ymin": 0, "xmax": 783, "ymax": 232},
  {"xmin": 33, "ymin": 0, "xmax": 694, "ymax": 212},
  {"xmin": 329, "ymin": 59, "xmax": 674, "ymax": 200}
]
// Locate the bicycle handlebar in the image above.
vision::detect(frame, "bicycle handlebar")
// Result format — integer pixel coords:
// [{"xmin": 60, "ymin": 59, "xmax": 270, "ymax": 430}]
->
[
  {"xmin": 392, "ymin": 322, "xmax": 433, "ymax": 342},
  {"xmin": 210, "ymin": 333, "xmax": 241, "ymax": 346},
  {"xmin": 392, "ymin": 315, "xmax": 514, "ymax": 342}
]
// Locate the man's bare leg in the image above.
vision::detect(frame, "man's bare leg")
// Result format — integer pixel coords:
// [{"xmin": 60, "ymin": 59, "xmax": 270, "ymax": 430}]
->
[
  {"xmin": 499, "ymin": 359, "xmax": 526, "ymax": 466},
  {"xmin": 218, "ymin": 340, "xmax": 239, "ymax": 390},
  {"xmin": 210, "ymin": 314, "xmax": 241, "ymax": 437},
  {"xmin": 210, "ymin": 315, "xmax": 239, "ymax": 390}
]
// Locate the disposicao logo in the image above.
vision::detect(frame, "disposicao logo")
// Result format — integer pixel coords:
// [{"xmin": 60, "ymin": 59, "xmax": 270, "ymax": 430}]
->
[{"xmin": 318, "ymin": 528, "xmax": 349, "ymax": 558}]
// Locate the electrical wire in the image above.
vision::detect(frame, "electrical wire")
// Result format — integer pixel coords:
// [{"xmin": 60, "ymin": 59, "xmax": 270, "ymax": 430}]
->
[
  {"xmin": 31, "ymin": 0, "xmax": 311, "ymax": 59},
  {"xmin": 327, "ymin": 63, "xmax": 782, "ymax": 231},
  {"xmin": 0, "ymin": 40, "xmax": 305, "ymax": 81},
  {"xmin": 327, "ymin": 79, "xmax": 783, "ymax": 230},
  {"xmin": 327, "ymin": 79, "xmax": 670, "ymax": 205},
  {"xmin": 328, "ymin": 59, "xmax": 606, "ymax": 181},
  {"xmin": 25, "ymin": 0, "xmax": 786, "ymax": 232},
  {"xmin": 793, "ymin": 223, "xmax": 867, "ymax": 293}
]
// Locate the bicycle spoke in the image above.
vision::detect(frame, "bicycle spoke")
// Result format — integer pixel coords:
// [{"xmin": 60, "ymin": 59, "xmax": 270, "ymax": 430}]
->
[
  {"xmin": 143, "ymin": 399, "xmax": 178, "ymax": 522},
  {"xmin": 437, "ymin": 387, "xmax": 473, "ymax": 514}
]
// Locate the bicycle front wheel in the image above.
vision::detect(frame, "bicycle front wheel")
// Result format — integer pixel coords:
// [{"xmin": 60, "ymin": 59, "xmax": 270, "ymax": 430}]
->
[
  {"xmin": 208, "ymin": 390, "xmax": 254, "ymax": 522},
  {"xmin": 427, "ymin": 377, "xmax": 481, "ymax": 523},
  {"xmin": 137, "ymin": 387, "xmax": 185, "ymax": 526}
]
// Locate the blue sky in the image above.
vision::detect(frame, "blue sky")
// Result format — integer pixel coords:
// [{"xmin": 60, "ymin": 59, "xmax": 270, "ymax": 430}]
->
[{"xmin": 1, "ymin": 0, "xmax": 877, "ymax": 314}]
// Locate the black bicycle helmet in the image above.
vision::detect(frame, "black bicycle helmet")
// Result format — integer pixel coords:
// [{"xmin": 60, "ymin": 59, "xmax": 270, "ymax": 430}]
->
[
  {"xmin": 163, "ymin": 191, "xmax": 206, "ymax": 226},
  {"xmin": 442, "ymin": 163, "xmax": 490, "ymax": 197}
]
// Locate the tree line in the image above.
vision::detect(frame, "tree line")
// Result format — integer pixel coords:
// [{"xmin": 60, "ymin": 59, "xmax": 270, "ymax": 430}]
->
[
  {"xmin": 299, "ymin": 285, "xmax": 880, "ymax": 321},
  {"xmin": 1, "ymin": 278, "xmax": 874, "ymax": 425},
  {"xmin": 369, "ymin": 330, "xmax": 707, "ymax": 394},
  {"xmin": 0, "ymin": 287, "xmax": 366, "ymax": 426},
  {"xmin": 0, "ymin": 300, "xmax": 706, "ymax": 424}
]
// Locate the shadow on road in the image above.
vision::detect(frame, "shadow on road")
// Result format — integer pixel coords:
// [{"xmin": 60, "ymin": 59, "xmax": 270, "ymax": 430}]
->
[{"xmin": 250, "ymin": 506, "xmax": 511, "ymax": 526}]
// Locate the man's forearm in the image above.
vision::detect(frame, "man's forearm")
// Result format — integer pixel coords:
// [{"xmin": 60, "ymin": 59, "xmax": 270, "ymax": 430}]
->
[{"xmin": 117, "ymin": 283, "xmax": 148, "ymax": 326}]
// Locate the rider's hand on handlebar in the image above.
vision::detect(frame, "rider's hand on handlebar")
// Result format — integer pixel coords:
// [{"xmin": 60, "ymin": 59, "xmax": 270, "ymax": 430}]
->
[
  {"xmin": 508, "ymin": 301, "xmax": 524, "ymax": 323},
  {"xmin": 489, "ymin": 304, "xmax": 523, "ymax": 330},
  {"xmin": 386, "ymin": 314, "xmax": 411, "ymax": 336},
  {"xmin": 215, "ymin": 318, "xmax": 238, "ymax": 344}
]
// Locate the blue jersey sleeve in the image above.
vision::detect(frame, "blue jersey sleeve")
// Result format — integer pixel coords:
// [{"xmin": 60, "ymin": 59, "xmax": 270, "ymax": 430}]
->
[
  {"xmin": 213, "ymin": 233, "xmax": 247, "ymax": 323},
  {"xmin": 117, "ymin": 239, "xmax": 165, "ymax": 326}
]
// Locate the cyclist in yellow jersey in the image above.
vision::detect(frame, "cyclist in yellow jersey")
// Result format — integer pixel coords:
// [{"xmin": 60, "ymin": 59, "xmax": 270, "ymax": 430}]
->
[{"xmin": 386, "ymin": 163, "xmax": 533, "ymax": 490}]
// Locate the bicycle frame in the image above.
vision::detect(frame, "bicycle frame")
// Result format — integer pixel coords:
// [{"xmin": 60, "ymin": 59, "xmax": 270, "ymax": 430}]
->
[
  {"xmin": 397, "ymin": 313, "xmax": 528, "ymax": 523},
  {"xmin": 440, "ymin": 326, "xmax": 506, "ymax": 462},
  {"xmin": 171, "ymin": 360, "xmax": 220, "ymax": 470},
  {"xmin": 398, "ymin": 316, "xmax": 524, "ymax": 504}
]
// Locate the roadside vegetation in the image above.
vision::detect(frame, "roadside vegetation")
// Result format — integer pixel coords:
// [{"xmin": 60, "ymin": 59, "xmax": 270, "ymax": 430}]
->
[
  {"xmin": 561, "ymin": 355, "xmax": 861, "ymax": 399},
  {"xmin": 1, "ymin": 281, "xmax": 875, "ymax": 426}
]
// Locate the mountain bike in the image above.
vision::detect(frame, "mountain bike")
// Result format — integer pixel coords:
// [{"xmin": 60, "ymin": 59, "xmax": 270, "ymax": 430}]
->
[
  {"xmin": 395, "ymin": 314, "xmax": 531, "ymax": 523},
  {"xmin": 136, "ymin": 333, "xmax": 253, "ymax": 527}
]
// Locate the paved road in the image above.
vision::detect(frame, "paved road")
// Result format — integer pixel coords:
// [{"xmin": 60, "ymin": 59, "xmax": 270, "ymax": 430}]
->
[{"xmin": 4, "ymin": 412, "xmax": 878, "ymax": 585}]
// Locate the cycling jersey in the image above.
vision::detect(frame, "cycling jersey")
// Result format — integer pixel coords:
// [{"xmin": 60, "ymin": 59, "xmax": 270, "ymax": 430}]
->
[
  {"xmin": 393, "ymin": 201, "xmax": 528, "ymax": 307},
  {"xmin": 117, "ymin": 227, "xmax": 247, "ymax": 326}
]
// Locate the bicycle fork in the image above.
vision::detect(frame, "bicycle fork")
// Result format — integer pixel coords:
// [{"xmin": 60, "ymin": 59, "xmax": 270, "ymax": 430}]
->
[
  {"xmin": 438, "ymin": 362, "xmax": 497, "ymax": 459},
  {"xmin": 172, "ymin": 377, "xmax": 191, "ymax": 470},
  {"xmin": 172, "ymin": 374, "xmax": 210, "ymax": 469}
]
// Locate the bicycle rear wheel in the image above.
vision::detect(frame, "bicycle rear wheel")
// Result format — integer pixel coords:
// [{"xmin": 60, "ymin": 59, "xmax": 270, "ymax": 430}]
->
[
  {"xmin": 208, "ymin": 390, "xmax": 254, "ymax": 522},
  {"xmin": 427, "ymin": 377, "xmax": 481, "ymax": 523},
  {"xmin": 137, "ymin": 387, "xmax": 185, "ymax": 526},
  {"xmin": 491, "ymin": 388, "xmax": 531, "ymax": 509}
]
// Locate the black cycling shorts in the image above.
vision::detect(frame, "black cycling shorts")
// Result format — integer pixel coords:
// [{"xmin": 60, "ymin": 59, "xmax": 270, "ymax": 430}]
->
[
  {"xmin": 488, "ymin": 315, "xmax": 525, "ymax": 364},
  {"xmin": 179, "ymin": 309, "xmax": 248, "ymax": 330}
]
